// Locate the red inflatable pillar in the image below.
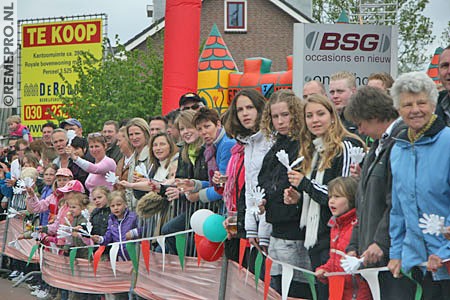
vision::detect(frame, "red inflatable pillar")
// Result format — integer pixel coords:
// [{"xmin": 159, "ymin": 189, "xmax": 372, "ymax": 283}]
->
[{"xmin": 162, "ymin": 0, "xmax": 202, "ymax": 115}]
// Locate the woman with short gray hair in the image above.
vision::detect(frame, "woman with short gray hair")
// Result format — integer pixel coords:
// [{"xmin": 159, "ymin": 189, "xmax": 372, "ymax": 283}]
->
[
  {"xmin": 390, "ymin": 71, "xmax": 438, "ymax": 109},
  {"xmin": 388, "ymin": 71, "xmax": 450, "ymax": 298}
]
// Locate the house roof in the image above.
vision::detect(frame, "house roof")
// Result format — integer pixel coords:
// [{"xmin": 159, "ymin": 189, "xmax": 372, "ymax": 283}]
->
[
  {"xmin": 124, "ymin": 17, "xmax": 165, "ymax": 51},
  {"xmin": 124, "ymin": 0, "xmax": 314, "ymax": 51},
  {"xmin": 270, "ymin": 0, "xmax": 314, "ymax": 23}
]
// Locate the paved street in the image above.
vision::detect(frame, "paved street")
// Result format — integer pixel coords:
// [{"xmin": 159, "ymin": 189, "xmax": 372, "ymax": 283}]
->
[{"xmin": 0, "ymin": 275, "xmax": 35, "ymax": 300}]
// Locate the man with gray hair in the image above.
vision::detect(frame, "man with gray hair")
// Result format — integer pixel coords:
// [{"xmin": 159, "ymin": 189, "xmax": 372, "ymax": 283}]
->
[
  {"xmin": 302, "ymin": 80, "xmax": 327, "ymax": 99},
  {"xmin": 51, "ymin": 128, "xmax": 89, "ymax": 188}
]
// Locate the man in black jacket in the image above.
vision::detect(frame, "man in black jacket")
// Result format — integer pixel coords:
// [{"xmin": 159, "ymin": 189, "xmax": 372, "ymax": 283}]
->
[
  {"xmin": 345, "ymin": 86, "xmax": 415, "ymax": 299},
  {"xmin": 436, "ymin": 45, "xmax": 450, "ymax": 126}
]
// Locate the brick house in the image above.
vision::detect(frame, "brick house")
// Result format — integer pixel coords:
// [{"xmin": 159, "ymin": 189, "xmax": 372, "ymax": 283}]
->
[{"xmin": 125, "ymin": 0, "xmax": 313, "ymax": 72}]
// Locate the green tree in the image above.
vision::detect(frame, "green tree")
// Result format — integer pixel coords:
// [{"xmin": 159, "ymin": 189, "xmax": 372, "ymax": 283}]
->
[
  {"xmin": 440, "ymin": 21, "xmax": 450, "ymax": 48},
  {"xmin": 59, "ymin": 38, "xmax": 163, "ymax": 133},
  {"xmin": 312, "ymin": 0, "xmax": 434, "ymax": 72}
]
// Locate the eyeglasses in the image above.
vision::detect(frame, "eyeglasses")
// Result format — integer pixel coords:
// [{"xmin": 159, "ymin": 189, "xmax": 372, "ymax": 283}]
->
[
  {"xmin": 181, "ymin": 103, "xmax": 200, "ymax": 111},
  {"xmin": 88, "ymin": 132, "xmax": 103, "ymax": 138}
]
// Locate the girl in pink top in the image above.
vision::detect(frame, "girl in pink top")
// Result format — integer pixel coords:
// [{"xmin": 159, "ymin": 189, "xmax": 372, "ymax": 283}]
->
[
  {"xmin": 26, "ymin": 167, "xmax": 73, "ymax": 225},
  {"xmin": 37, "ymin": 180, "xmax": 86, "ymax": 246},
  {"xmin": 67, "ymin": 133, "xmax": 117, "ymax": 193}
]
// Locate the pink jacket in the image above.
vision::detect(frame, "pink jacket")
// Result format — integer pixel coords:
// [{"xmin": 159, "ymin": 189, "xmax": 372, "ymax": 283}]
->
[
  {"xmin": 317, "ymin": 209, "xmax": 372, "ymax": 300},
  {"xmin": 73, "ymin": 156, "xmax": 116, "ymax": 193},
  {"xmin": 9, "ymin": 124, "xmax": 33, "ymax": 142},
  {"xmin": 27, "ymin": 192, "xmax": 62, "ymax": 224},
  {"xmin": 47, "ymin": 203, "xmax": 71, "ymax": 246}
]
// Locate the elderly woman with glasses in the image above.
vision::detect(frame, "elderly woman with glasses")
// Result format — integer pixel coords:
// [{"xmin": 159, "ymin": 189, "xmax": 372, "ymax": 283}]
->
[
  {"xmin": 387, "ymin": 72, "xmax": 450, "ymax": 298},
  {"xmin": 66, "ymin": 132, "xmax": 117, "ymax": 193}
]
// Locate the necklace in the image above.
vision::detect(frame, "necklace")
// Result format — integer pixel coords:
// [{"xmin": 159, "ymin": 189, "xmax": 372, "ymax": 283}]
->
[{"xmin": 407, "ymin": 114, "xmax": 437, "ymax": 144}]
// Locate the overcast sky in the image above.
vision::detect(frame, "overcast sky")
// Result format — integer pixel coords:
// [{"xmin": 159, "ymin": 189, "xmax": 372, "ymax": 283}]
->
[
  {"xmin": 18, "ymin": 0, "xmax": 449, "ymax": 57},
  {"xmin": 18, "ymin": 0, "xmax": 151, "ymax": 43}
]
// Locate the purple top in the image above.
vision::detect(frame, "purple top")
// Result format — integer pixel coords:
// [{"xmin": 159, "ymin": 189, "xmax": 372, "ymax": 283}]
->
[{"xmin": 101, "ymin": 208, "xmax": 138, "ymax": 261}]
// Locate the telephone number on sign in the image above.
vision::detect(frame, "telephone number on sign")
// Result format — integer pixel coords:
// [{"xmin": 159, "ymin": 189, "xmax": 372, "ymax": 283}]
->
[{"xmin": 24, "ymin": 104, "xmax": 66, "ymax": 121}]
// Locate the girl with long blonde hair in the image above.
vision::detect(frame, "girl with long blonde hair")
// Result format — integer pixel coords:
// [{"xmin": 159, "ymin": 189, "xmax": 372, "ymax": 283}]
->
[{"xmin": 286, "ymin": 94, "xmax": 365, "ymax": 300}]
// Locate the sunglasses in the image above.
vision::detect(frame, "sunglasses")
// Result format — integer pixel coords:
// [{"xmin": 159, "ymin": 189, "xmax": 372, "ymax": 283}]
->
[
  {"xmin": 88, "ymin": 132, "xmax": 103, "ymax": 138},
  {"xmin": 181, "ymin": 103, "xmax": 200, "ymax": 111}
]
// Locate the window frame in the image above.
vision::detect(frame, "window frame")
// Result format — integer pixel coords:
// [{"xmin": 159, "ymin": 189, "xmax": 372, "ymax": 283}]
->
[{"xmin": 224, "ymin": 0, "xmax": 247, "ymax": 33}]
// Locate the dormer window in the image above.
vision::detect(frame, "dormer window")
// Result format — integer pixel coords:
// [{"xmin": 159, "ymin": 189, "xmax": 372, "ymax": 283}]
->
[{"xmin": 224, "ymin": 0, "xmax": 247, "ymax": 32}]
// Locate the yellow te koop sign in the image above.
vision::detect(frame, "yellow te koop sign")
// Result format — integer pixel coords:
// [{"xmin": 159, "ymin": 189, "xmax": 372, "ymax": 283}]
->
[{"xmin": 20, "ymin": 18, "xmax": 103, "ymax": 136}]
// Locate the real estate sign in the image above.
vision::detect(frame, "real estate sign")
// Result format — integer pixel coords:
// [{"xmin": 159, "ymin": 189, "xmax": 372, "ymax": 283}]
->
[
  {"xmin": 293, "ymin": 23, "xmax": 398, "ymax": 95},
  {"xmin": 20, "ymin": 18, "xmax": 103, "ymax": 136}
]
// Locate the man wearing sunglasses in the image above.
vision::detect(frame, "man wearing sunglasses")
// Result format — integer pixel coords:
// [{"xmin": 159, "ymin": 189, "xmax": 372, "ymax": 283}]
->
[
  {"xmin": 60, "ymin": 118, "xmax": 83, "ymax": 137},
  {"xmin": 60, "ymin": 118, "xmax": 95, "ymax": 163},
  {"xmin": 179, "ymin": 92, "xmax": 206, "ymax": 111}
]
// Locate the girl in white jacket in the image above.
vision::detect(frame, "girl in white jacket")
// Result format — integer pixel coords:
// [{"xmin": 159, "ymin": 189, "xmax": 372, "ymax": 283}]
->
[{"xmin": 223, "ymin": 89, "xmax": 273, "ymax": 250}]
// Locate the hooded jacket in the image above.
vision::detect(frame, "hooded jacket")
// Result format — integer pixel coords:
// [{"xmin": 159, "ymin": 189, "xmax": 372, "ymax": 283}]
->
[
  {"xmin": 101, "ymin": 208, "xmax": 138, "ymax": 261},
  {"xmin": 241, "ymin": 131, "xmax": 273, "ymax": 246},
  {"xmin": 347, "ymin": 120, "xmax": 406, "ymax": 265},
  {"xmin": 389, "ymin": 118, "xmax": 450, "ymax": 279},
  {"xmin": 317, "ymin": 209, "xmax": 371, "ymax": 300}
]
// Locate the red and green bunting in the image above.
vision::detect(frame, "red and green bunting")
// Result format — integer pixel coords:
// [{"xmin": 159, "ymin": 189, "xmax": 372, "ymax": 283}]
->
[
  {"xmin": 25, "ymin": 236, "xmax": 426, "ymax": 300},
  {"xmin": 141, "ymin": 240, "xmax": 151, "ymax": 273},
  {"xmin": 175, "ymin": 234, "xmax": 186, "ymax": 270},
  {"xmin": 26, "ymin": 244, "xmax": 39, "ymax": 266}
]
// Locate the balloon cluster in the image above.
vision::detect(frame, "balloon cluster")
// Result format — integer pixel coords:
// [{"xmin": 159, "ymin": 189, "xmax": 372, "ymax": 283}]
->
[{"xmin": 190, "ymin": 209, "xmax": 226, "ymax": 262}]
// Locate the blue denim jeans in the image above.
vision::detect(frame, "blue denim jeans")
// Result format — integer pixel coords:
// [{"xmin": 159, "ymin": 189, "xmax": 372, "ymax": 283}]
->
[{"xmin": 159, "ymin": 213, "xmax": 187, "ymax": 255}]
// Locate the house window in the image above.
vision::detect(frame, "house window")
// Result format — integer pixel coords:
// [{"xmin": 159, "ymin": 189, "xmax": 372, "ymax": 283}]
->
[{"xmin": 224, "ymin": 0, "xmax": 247, "ymax": 32}]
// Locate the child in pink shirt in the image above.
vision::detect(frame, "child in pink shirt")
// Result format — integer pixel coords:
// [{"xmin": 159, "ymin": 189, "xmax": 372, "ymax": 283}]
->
[
  {"xmin": 38, "ymin": 180, "xmax": 86, "ymax": 247},
  {"xmin": 27, "ymin": 167, "xmax": 73, "ymax": 225}
]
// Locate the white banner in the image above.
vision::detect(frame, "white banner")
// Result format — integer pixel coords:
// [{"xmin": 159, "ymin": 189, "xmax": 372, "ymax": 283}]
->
[
  {"xmin": 0, "ymin": 0, "xmax": 18, "ymax": 108},
  {"xmin": 293, "ymin": 23, "xmax": 398, "ymax": 95}
]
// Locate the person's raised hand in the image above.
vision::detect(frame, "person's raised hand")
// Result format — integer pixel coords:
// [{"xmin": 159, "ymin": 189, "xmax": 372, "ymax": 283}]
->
[
  {"xmin": 283, "ymin": 187, "xmax": 300, "ymax": 205},
  {"xmin": 287, "ymin": 170, "xmax": 304, "ymax": 187}
]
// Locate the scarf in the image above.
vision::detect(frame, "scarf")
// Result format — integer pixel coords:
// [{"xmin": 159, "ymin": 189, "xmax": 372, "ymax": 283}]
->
[
  {"xmin": 204, "ymin": 127, "xmax": 225, "ymax": 185},
  {"xmin": 407, "ymin": 114, "xmax": 437, "ymax": 144},
  {"xmin": 188, "ymin": 144, "xmax": 198, "ymax": 166},
  {"xmin": 300, "ymin": 137, "xmax": 325, "ymax": 249},
  {"xmin": 223, "ymin": 143, "xmax": 245, "ymax": 212},
  {"xmin": 154, "ymin": 158, "xmax": 170, "ymax": 182}
]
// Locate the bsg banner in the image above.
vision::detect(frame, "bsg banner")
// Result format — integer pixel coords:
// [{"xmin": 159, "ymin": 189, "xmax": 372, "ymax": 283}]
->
[
  {"xmin": 293, "ymin": 23, "xmax": 398, "ymax": 95},
  {"xmin": 20, "ymin": 18, "xmax": 103, "ymax": 137}
]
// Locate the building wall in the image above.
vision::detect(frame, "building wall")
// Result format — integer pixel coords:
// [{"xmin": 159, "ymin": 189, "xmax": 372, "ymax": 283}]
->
[
  {"xmin": 201, "ymin": 0, "xmax": 297, "ymax": 72},
  {"xmin": 134, "ymin": 0, "xmax": 298, "ymax": 73}
]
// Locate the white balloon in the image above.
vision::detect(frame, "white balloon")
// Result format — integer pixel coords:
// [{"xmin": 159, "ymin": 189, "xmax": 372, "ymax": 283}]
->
[{"xmin": 190, "ymin": 209, "xmax": 214, "ymax": 236}]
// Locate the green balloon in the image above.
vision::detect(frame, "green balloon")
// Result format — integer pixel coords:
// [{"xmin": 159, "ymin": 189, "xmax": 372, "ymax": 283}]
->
[{"xmin": 203, "ymin": 214, "xmax": 227, "ymax": 243}]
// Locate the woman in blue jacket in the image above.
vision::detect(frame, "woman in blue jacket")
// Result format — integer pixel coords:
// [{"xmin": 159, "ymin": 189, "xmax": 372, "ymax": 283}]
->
[
  {"xmin": 187, "ymin": 107, "xmax": 235, "ymax": 203},
  {"xmin": 388, "ymin": 72, "xmax": 450, "ymax": 299}
]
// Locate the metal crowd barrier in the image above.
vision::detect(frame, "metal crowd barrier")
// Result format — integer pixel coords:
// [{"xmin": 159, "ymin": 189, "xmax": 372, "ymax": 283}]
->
[{"xmin": 138, "ymin": 194, "xmax": 223, "ymax": 257}]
